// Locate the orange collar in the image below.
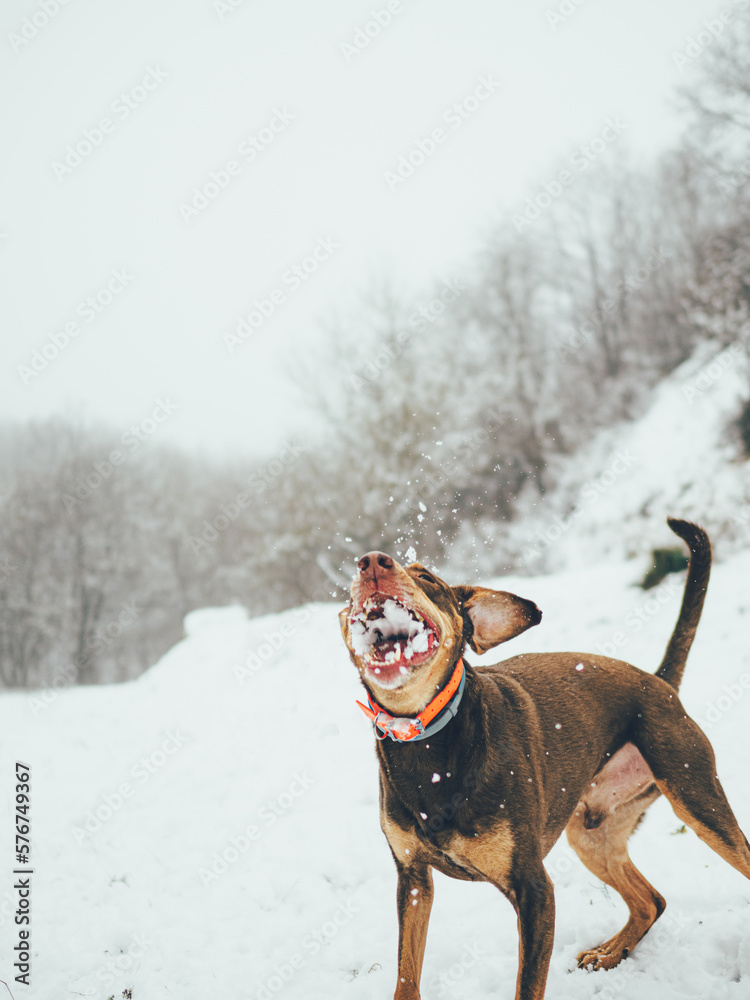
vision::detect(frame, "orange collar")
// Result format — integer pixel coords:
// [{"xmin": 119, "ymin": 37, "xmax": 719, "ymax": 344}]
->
[{"xmin": 356, "ymin": 659, "xmax": 465, "ymax": 742}]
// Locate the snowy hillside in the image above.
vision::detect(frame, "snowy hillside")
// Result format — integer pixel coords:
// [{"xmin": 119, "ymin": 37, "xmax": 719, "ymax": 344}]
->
[
  {"xmin": 3, "ymin": 542, "xmax": 750, "ymax": 999},
  {"xmin": 498, "ymin": 339, "xmax": 750, "ymax": 575}
]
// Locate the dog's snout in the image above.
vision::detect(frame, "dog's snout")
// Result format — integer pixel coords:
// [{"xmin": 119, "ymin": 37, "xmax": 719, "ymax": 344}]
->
[{"xmin": 358, "ymin": 551, "xmax": 395, "ymax": 574}]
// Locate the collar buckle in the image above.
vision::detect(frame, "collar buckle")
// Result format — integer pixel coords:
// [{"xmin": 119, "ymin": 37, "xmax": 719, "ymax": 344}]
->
[{"xmin": 373, "ymin": 713, "xmax": 425, "ymax": 742}]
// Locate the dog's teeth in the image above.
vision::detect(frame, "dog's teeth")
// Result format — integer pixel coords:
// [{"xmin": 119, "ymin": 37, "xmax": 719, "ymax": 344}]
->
[{"xmin": 352, "ymin": 593, "xmax": 436, "ymax": 673}]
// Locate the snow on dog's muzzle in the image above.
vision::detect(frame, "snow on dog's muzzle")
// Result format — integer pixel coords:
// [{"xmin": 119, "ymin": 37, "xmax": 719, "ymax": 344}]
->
[{"xmin": 348, "ymin": 595, "xmax": 439, "ymax": 687}]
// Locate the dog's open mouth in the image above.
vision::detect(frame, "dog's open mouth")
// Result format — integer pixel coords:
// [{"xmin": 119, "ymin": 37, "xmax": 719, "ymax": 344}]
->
[{"xmin": 349, "ymin": 595, "xmax": 439, "ymax": 685}]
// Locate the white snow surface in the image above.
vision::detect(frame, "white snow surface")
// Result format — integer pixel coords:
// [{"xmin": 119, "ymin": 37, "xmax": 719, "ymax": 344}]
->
[{"xmin": 4, "ymin": 547, "xmax": 750, "ymax": 999}]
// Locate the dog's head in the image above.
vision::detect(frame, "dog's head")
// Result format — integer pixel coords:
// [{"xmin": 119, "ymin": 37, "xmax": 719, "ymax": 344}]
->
[{"xmin": 339, "ymin": 551, "xmax": 541, "ymax": 711}]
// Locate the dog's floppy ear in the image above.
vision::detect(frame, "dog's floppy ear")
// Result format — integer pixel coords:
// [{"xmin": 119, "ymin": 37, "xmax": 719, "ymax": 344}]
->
[{"xmin": 452, "ymin": 585, "xmax": 542, "ymax": 655}]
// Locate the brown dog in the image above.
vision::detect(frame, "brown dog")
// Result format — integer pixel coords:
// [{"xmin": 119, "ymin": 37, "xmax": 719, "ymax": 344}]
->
[{"xmin": 339, "ymin": 518, "xmax": 750, "ymax": 1000}]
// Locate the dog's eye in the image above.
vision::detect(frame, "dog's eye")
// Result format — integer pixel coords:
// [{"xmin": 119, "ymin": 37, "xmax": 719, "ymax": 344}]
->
[{"xmin": 417, "ymin": 573, "xmax": 434, "ymax": 582}]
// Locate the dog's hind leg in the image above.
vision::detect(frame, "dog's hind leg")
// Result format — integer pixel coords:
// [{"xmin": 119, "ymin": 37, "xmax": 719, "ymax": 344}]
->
[
  {"xmin": 634, "ymin": 702, "xmax": 750, "ymax": 884},
  {"xmin": 566, "ymin": 744, "xmax": 665, "ymax": 970}
]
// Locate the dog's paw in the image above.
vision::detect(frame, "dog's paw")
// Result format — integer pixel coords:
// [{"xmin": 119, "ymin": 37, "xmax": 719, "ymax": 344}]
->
[{"xmin": 576, "ymin": 942, "xmax": 630, "ymax": 971}]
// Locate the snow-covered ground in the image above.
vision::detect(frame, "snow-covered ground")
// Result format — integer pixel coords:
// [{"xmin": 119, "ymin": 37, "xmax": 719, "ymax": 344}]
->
[{"xmin": 3, "ymin": 539, "xmax": 750, "ymax": 999}]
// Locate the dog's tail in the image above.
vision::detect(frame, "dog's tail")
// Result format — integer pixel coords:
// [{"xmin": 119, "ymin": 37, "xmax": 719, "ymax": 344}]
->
[{"xmin": 655, "ymin": 517, "xmax": 712, "ymax": 690}]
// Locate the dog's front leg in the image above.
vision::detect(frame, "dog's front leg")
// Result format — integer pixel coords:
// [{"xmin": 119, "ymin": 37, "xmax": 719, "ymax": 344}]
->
[
  {"xmin": 393, "ymin": 861, "xmax": 434, "ymax": 1000},
  {"xmin": 511, "ymin": 869, "xmax": 555, "ymax": 1000}
]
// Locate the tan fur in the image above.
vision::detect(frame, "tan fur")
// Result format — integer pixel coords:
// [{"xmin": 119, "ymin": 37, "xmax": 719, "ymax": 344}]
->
[
  {"xmin": 380, "ymin": 809, "xmax": 425, "ymax": 867},
  {"xmin": 380, "ymin": 803, "xmax": 515, "ymax": 886},
  {"xmin": 445, "ymin": 823, "xmax": 515, "ymax": 888},
  {"xmin": 393, "ymin": 867, "xmax": 434, "ymax": 1000},
  {"xmin": 567, "ymin": 787, "xmax": 664, "ymax": 969}
]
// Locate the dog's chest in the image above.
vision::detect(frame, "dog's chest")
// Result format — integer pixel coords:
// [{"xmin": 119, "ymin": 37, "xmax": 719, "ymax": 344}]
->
[{"xmin": 381, "ymin": 804, "xmax": 515, "ymax": 887}]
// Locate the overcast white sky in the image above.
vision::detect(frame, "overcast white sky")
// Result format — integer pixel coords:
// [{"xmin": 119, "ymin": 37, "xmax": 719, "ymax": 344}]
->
[{"xmin": 0, "ymin": 0, "xmax": 731, "ymax": 461}]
